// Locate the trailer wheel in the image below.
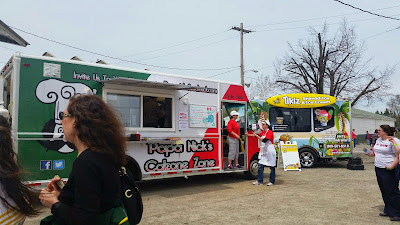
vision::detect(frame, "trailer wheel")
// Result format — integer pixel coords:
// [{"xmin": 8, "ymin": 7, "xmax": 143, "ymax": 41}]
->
[
  {"xmin": 299, "ymin": 148, "xmax": 318, "ymax": 168},
  {"xmin": 244, "ymin": 157, "xmax": 259, "ymax": 179}
]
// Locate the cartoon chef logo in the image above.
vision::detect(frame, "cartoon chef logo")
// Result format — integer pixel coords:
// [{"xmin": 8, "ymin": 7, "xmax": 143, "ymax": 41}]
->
[
  {"xmin": 315, "ymin": 109, "xmax": 333, "ymax": 126},
  {"xmin": 35, "ymin": 79, "xmax": 92, "ymax": 153}
]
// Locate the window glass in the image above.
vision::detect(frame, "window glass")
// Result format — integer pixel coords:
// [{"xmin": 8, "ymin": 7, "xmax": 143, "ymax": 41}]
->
[
  {"xmin": 222, "ymin": 103, "xmax": 246, "ymax": 129},
  {"xmin": 313, "ymin": 107, "xmax": 335, "ymax": 132},
  {"xmin": 107, "ymin": 93, "xmax": 140, "ymax": 127},
  {"xmin": 143, "ymin": 96, "xmax": 172, "ymax": 128},
  {"xmin": 269, "ymin": 108, "xmax": 311, "ymax": 132}
]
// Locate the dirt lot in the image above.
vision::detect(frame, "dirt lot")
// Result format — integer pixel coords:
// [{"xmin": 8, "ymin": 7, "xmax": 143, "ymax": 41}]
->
[{"xmin": 26, "ymin": 144, "xmax": 396, "ymax": 225}]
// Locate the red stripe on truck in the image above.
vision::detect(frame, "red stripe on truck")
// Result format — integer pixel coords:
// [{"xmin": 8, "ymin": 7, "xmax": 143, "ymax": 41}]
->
[{"xmin": 150, "ymin": 173, "xmax": 161, "ymax": 176}]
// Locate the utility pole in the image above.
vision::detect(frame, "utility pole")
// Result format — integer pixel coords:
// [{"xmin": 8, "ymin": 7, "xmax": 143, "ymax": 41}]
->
[{"xmin": 231, "ymin": 23, "xmax": 253, "ymax": 87}]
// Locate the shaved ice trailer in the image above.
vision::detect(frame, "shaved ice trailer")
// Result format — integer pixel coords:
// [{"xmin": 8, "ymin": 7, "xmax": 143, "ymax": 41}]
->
[
  {"xmin": 0, "ymin": 53, "xmax": 262, "ymax": 187},
  {"xmin": 248, "ymin": 93, "xmax": 353, "ymax": 168}
]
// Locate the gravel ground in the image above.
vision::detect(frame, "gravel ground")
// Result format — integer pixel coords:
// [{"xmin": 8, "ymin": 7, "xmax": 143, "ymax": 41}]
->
[{"xmin": 26, "ymin": 144, "xmax": 395, "ymax": 225}]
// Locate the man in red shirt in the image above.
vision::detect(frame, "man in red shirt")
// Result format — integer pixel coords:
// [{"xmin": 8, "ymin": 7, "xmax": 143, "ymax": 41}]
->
[
  {"xmin": 365, "ymin": 131, "xmax": 371, "ymax": 146},
  {"xmin": 227, "ymin": 111, "xmax": 241, "ymax": 169},
  {"xmin": 352, "ymin": 129, "xmax": 357, "ymax": 147}
]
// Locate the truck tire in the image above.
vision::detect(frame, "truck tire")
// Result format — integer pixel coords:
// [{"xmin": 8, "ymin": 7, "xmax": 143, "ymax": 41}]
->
[
  {"xmin": 299, "ymin": 148, "xmax": 318, "ymax": 168},
  {"xmin": 244, "ymin": 156, "xmax": 259, "ymax": 180},
  {"xmin": 125, "ymin": 156, "xmax": 142, "ymax": 181}
]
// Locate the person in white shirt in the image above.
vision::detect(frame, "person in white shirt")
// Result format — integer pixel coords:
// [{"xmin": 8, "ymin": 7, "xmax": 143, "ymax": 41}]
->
[
  {"xmin": 374, "ymin": 124, "xmax": 400, "ymax": 221},
  {"xmin": 0, "ymin": 115, "xmax": 39, "ymax": 224}
]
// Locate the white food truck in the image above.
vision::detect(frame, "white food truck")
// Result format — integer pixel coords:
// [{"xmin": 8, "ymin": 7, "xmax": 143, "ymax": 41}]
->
[{"xmin": 0, "ymin": 53, "xmax": 261, "ymax": 186}]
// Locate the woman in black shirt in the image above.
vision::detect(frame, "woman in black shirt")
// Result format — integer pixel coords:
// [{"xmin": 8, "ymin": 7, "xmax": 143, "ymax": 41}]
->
[{"xmin": 39, "ymin": 94, "xmax": 128, "ymax": 225}]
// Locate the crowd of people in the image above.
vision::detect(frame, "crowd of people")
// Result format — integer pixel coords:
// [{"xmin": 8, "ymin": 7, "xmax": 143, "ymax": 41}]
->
[{"xmin": 3, "ymin": 93, "xmax": 400, "ymax": 223}]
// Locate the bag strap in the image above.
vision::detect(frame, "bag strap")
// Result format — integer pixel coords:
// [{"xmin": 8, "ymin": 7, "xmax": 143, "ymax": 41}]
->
[{"xmin": 119, "ymin": 166, "xmax": 140, "ymax": 194}]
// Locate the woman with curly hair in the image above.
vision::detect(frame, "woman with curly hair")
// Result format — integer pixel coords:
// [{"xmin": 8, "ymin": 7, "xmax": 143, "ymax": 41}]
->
[
  {"xmin": 39, "ymin": 94, "xmax": 129, "ymax": 225},
  {"xmin": 0, "ymin": 115, "xmax": 40, "ymax": 224}
]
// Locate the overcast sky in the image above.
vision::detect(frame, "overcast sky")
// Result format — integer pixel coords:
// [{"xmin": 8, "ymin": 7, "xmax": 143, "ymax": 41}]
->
[{"xmin": 1, "ymin": 0, "xmax": 399, "ymax": 112}]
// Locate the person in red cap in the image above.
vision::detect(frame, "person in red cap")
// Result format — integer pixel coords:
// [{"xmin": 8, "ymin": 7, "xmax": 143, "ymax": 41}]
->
[
  {"xmin": 227, "ymin": 110, "xmax": 242, "ymax": 169},
  {"xmin": 246, "ymin": 120, "xmax": 276, "ymax": 186}
]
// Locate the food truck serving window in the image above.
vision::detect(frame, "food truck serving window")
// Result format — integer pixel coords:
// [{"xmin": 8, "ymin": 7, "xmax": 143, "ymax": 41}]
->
[
  {"xmin": 106, "ymin": 93, "xmax": 173, "ymax": 129},
  {"xmin": 143, "ymin": 96, "xmax": 172, "ymax": 128},
  {"xmin": 269, "ymin": 107, "xmax": 311, "ymax": 132}
]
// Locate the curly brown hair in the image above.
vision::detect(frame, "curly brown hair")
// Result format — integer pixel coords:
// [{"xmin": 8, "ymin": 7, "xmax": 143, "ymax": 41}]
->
[
  {"xmin": 0, "ymin": 115, "xmax": 40, "ymax": 216},
  {"xmin": 67, "ymin": 94, "xmax": 127, "ymax": 166}
]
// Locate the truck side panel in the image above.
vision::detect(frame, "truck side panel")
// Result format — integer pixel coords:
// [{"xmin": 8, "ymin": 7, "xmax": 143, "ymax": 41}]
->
[{"xmin": 16, "ymin": 56, "xmax": 149, "ymax": 180}]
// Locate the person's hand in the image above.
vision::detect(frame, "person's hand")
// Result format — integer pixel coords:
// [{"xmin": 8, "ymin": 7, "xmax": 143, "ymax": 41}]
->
[
  {"xmin": 246, "ymin": 132, "xmax": 255, "ymax": 137},
  {"xmin": 47, "ymin": 175, "xmax": 62, "ymax": 193},
  {"xmin": 39, "ymin": 189, "xmax": 60, "ymax": 208},
  {"xmin": 386, "ymin": 165, "xmax": 395, "ymax": 170},
  {"xmin": 388, "ymin": 136, "xmax": 396, "ymax": 144}
]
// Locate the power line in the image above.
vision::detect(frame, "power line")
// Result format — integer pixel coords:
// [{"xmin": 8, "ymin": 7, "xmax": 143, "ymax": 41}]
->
[
  {"xmin": 124, "ymin": 4, "xmax": 400, "ymax": 62},
  {"xmin": 362, "ymin": 26, "xmax": 400, "ymax": 40},
  {"xmin": 255, "ymin": 14, "xmax": 400, "ymax": 32},
  {"xmin": 136, "ymin": 35, "xmax": 237, "ymax": 61},
  {"xmin": 333, "ymin": 0, "xmax": 400, "ymax": 21},
  {"xmin": 249, "ymin": 4, "xmax": 400, "ymax": 28},
  {"xmin": 9, "ymin": 26, "xmax": 239, "ymax": 71},
  {"xmin": 207, "ymin": 65, "xmax": 274, "ymax": 79},
  {"xmin": 206, "ymin": 68, "xmax": 240, "ymax": 78},
  {"xmin": 0, "ymin": 45, "xmax": 18, "ymax": 52},
  {"xmin": 120, "ymin": 30, "xmax": 230, "ymax": 58}
]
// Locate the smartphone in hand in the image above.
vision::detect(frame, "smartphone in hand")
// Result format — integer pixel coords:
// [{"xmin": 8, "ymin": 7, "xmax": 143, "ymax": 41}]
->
[{"xmin": 54, "ymin": 175, "xmax": 64, "ymax": 190}]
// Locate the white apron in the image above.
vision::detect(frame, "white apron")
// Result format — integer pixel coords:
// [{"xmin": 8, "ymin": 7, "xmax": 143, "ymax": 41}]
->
[{"xmin": 258, "ymin": 131, "xmax": 276, "ymax": 167}]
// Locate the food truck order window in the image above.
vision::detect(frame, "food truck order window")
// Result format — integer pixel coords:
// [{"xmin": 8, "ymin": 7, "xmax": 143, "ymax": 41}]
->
[
  {"xmin": 106, "ymin": 93, "xmax": 172, "ymax": 129},
  {"xmin": 143, "ymin": 96, "xmax": 172, "ymax": 128}
]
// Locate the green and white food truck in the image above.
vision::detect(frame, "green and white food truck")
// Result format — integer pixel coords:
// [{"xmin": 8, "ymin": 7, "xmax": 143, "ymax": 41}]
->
[{"xmin": 0, "ymin": 53, "xmax": 263, "ymax": 187}]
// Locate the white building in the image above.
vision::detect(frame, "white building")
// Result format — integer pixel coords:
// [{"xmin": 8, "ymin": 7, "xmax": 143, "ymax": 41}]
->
[{"xmin": 352, "ymin": 108, "xmax": 396, "ymax": 136}]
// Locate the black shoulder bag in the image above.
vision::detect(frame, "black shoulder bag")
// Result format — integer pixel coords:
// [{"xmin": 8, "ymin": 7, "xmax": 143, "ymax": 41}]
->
[{"xmin": 120, "ymin": 166, "xmax": 143, "ymax": 224}]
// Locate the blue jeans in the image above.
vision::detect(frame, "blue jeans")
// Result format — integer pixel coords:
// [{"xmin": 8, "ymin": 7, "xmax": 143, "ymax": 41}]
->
[{"xmin": 257, "ymin": 163, "xmax": 276, "ymax": 184}]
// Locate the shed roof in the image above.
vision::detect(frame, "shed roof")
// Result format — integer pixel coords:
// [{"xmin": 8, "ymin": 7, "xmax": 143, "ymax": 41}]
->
[{"xmin": 352, "ymin": 108, "xmax": 396, "ymax": 121}]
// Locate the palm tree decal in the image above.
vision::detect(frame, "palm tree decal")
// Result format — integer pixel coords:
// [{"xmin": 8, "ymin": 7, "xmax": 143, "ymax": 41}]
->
[{"xmin": 332, "ymin": 101, "xmax": 350, "ymax": 135}]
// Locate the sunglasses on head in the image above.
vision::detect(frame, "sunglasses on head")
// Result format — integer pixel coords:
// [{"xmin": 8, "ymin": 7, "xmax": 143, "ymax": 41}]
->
[{"xmin": 60, "ymin": 112, "xmax": 73, "ymax": 120}]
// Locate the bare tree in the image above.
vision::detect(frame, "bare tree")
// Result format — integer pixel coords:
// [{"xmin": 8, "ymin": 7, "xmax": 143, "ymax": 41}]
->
[
  {"xmin": 274, "ymin": 21, "xmax": 395, "ymax": 106},
  {"xmin": 245, "ymin": 73, "xmax": 279, "ymax": 99},
  {"xmin": 387, "ymin": 95, "xmax": 400, "ymax": 115},
  {"xmin": 387, "ymin": 95, "xmax": 400, "ymax": 126}
]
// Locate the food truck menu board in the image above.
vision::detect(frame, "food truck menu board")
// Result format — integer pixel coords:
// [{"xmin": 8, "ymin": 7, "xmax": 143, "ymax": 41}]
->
[
  {"xmin": 189, "ymin": 104, "xmax": 217, "ymax": 128},
  {"xmin": 280, "ymin": 142, "xmax": 301, "ymax": 171}
]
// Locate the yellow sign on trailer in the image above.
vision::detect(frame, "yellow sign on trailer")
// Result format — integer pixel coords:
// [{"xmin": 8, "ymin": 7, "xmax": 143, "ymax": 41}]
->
[{"xmin": 266, "ymin": 93, "xmax": 336, "ymax": 108}]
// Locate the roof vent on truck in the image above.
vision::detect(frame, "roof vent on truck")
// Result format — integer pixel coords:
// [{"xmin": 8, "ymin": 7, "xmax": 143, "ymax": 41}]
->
[
  {"xmin": 71, "ymin": 56, "xmax": 83, "ymax": 61},
  {"xmin": 42, "ymin": 52, "xmax": 55, "ymax": 57},
  {"xmin": 96, "ymin": 59, "xmax": 107, "ymax": 64}
]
